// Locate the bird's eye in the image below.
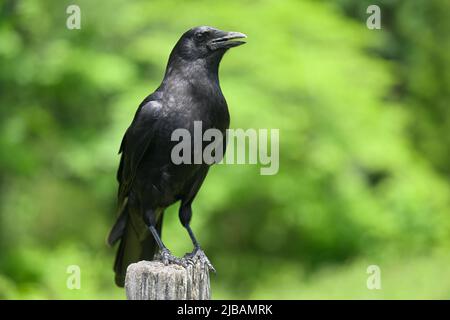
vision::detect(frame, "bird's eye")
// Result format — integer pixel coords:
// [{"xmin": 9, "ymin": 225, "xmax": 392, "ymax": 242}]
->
[{"xmin": 195, "ymin": 31, "xmax": 208, "ymax": 41}]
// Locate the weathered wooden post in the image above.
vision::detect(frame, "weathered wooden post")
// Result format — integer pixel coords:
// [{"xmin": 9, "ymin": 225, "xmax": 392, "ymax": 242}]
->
[{"xmin": 125, "ymin": 255, "xmax": 211, "ymax": 300}]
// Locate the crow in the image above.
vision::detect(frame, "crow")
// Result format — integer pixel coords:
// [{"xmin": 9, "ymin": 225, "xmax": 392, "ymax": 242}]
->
[{"xmin": 107, "ymin": 26, "xmax": 246, "ymax": 287}]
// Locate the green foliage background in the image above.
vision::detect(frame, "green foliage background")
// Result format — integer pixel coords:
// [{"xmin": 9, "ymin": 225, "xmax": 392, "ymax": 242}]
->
[{"xmin": 0, "ymin": 0, "xmax": 449, "ymax": 299}]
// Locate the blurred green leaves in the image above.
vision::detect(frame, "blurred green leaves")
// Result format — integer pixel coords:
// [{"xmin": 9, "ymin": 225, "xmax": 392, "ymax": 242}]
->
[{"xmin": 0, "ymin": 0, "xmax": 449, "ymax": 299}]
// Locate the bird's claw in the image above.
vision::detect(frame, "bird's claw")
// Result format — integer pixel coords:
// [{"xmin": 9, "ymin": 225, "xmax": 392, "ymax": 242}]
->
[
  {"xmin": 154, "ymin": 248, "xmax": 215, "ymax": 272},
  {"xmin": 156, "ymin": 248, "xmax": 186, "ymax": 267},
  {"xmin": 183, "ymin": 248, "xmax": 216, "ymax": 273}
]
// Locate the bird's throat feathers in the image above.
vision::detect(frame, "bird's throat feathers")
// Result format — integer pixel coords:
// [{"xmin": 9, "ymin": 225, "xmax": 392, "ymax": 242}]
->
[{"xmin": 164, "ymin": 49, "xmax": 226, "ymax": 82}]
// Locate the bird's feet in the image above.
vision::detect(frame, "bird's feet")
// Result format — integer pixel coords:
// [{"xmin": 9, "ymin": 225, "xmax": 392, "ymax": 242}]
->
[
  {"xmin": 183, "ymin": 247, "xmax": 216, "ymax": 273},
  {"xmin": 155, "ymin": 248, "xmax": 186, "ymax": 267}
]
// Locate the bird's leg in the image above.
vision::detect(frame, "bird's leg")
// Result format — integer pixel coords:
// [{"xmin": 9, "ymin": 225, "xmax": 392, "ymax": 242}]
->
[
  {"xmin": 148, "ymin": 225, "xmax": 185, "ymax": 267},
  {"xmin": 179, "ymin": 199, "xmax": 215, "ymax": 272},
  {"xmin": 146, "ymin": 208, "xmax": 185, "ymax": 267},
  {"xmin": 183, "ymin": 224, "xmax": 216, "ymax": 272}
]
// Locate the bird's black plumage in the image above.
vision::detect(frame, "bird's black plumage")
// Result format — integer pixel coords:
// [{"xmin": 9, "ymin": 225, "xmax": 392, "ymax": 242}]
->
[{"xmin": 107, "ymin": 26, "xmax": 246, "ymax": 287}]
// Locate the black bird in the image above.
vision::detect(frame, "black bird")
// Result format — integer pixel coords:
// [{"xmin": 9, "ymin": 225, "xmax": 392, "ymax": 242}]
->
[{"xmin": 107, "ymin": 26, "xmax": 246, "ymax": 287}]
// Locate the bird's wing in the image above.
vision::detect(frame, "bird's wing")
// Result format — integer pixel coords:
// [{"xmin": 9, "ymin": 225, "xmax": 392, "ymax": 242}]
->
[
  {"xmin": 108, "ymin": 94, "xmax": 163, "ymax": 246},
  {"xmin": 117, "ymin": 95, "xmax": 163, "ymax": 205}
]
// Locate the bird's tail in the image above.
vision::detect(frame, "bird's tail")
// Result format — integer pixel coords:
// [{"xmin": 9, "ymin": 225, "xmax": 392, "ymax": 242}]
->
[{"xmin": 112, "ymin": 208, "xmax": 163, "ymax": 287}]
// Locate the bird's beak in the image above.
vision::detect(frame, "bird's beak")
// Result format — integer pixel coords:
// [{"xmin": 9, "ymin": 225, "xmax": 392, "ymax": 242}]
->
[{"xmin": 208, "ymin": 31, "xmax": 247, "ymax": 50}]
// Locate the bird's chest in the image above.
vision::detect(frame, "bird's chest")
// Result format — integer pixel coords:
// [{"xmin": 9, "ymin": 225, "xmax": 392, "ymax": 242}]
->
[{"xmin": 165, "ymin": 84, "xmax": 229, "ymax": 132}]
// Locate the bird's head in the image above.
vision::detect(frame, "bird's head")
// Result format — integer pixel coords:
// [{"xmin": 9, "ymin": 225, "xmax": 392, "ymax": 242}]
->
[{"xmin": 171, "ymin": 26, "xmax": 247, "ymax": 62}]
